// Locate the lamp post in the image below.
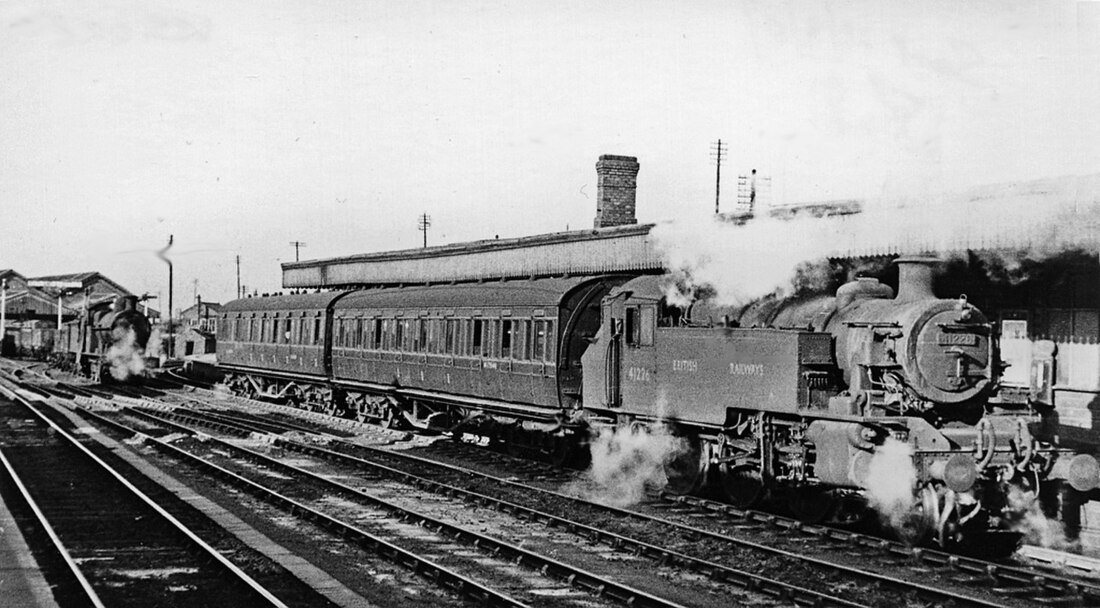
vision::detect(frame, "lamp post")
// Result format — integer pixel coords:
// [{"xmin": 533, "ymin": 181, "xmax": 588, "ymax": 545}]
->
[
  {"xmin": 1, "ymin": 279, "xmax": 7, "ymax": 356},
  {"xmin": 158, "ymin": 235, "xmax": 174, "ymax": 359}
]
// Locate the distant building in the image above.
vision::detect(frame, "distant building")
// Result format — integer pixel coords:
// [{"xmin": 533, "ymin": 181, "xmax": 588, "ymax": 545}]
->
[
  {"xmin": 174, "ymin": 297, "xmax": 221, "ymax": 358},
  {"xmin": 1, "ymin": 269, "xmax": 67, "ymax": 322}
]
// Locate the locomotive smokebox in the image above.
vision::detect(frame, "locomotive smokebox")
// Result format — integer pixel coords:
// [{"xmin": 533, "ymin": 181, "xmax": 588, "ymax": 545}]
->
[{"xmin": 894, "ymin": 256, "xmax": 940, "ymax": 301}]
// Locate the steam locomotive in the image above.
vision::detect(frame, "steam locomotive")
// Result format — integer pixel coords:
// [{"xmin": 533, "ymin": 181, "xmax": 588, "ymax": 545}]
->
[
  {"xmin": 54, "ymin": 294, "xmax": 154, "ymax": 382},
  {"xmin": 214, "ymin": 257, "xmax": 1093, "ymax": 552}
]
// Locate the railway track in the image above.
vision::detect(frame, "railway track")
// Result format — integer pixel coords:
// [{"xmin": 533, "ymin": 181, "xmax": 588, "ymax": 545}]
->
[
  {"xmin": 54, "ymin": 384, "xmax": 1049, "ymax": 608},
  {"xmin": 177, "ymin": 387, "xmax": 1100, "ymax": 605},
  {"xmin": 0, "ymin": 380, "xmax": 311, "ymax": 608},
  {"xmin": 85, "ymin": 405, "xmax": 790, "ymax": 607},
  {"xmin": 22, "ymin": 375, "xmax": 1100, "ymax": 607}
]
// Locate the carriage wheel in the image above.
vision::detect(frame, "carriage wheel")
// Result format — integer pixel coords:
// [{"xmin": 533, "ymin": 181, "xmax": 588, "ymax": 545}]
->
[{"xmin": 380, "ymin": 402, "xmax": 401, "ymax": 429}]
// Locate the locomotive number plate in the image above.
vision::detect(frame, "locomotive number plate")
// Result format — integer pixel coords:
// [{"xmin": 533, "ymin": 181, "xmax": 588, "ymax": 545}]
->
[{"xmin": 937, "ymin": 333, "xmax": 977, "ymax": 346}]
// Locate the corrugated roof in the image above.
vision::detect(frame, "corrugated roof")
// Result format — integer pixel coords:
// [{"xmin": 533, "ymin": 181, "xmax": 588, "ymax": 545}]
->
[
  {"xmin": 283, "ymin": 223, "xmax": 653, "ymax": 270},
  {"xmin": 28, "ymin": 272, "xmax": 132, "ymax": 296},
  {"xmin": 221, "ymin": 291, "xmax": 347, "ymax": 313},
  {"xmin": 334, "ymin": 276, "xmax": 604, "ymax": 311}
]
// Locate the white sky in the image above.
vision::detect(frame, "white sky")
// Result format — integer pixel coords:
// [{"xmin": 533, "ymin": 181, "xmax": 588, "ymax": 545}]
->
[{"xmin": 2, "ymin": 0, "xmax": 1098, "ymax": 311}]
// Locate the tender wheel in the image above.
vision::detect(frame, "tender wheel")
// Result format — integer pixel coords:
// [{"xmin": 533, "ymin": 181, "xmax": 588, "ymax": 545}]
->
[
  {"xmin": 716, "ymin": 462, "xmax": 764, "ymax": 509},
  {"xmin": 664, "ymin": 436, "xmax": 706, "ymax": 496}
]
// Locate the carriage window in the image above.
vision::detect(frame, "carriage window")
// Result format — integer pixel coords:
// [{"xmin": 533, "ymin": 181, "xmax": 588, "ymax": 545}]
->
[
  {"xmin": 430, "ymin": 319, "xmax": 442, "ymax": 354},
  {"xmin": 486, "ymin": 321, "xmax": 496, "ymax": 357},
  {"xmin": 395, "ymin": 319, "xmax": 405, "ymax": 351},
  {"xmin": 445, "ymin": 319, "xmax": 456, "ymax": 354},
  {"xmin": 512, "ymin": 320, "xmax": 526, "ymax": 360},
  {"xmin": 625, "ymin": 307, "xmax": 638, "ymax": 346},
  {"xmin": 532, "ymin": 321, "xmax": 546, "ymax": 361},
  {"xmin": 283, "ymin": 319, "xmax": 292, "ymax": 343},
  {"xmin": 544, "ymin": 320, "xmax": 556, "ymax": 362},
  {"xmin": 640, "ymin": 307, "xmax": 655, "ymax": 346},
  {"xmin": 472, "ymin": 319, "xmax": 483, "ymax": 356},
  {"xmin": 501, "ymin": 320, "xmax": 513, "ymax": 358},
  {"xmin": 415, "ymin": 319, "xmax": 427, "ymax": 352},
  {"xmin": 457, "ymin": 319, "xmax": 468, "ymax": 355},
  {"xmin": 372, "ymin": 319, "xmax": 382, "ymax": 349},
  {"xmin": 522, "ymin": 320, "xmax": 532, "ymax": 360}
]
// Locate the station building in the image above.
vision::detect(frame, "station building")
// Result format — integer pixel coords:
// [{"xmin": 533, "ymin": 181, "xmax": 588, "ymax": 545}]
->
[{"xmin": 0, "ymin": 270, "xmax": 159, "ymax": 357}]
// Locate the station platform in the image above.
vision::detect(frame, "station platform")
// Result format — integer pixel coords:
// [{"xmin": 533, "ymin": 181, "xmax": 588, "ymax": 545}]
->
[{"xmin": 0, "ymin": 490, "xmax": 60, "ymax": 608}]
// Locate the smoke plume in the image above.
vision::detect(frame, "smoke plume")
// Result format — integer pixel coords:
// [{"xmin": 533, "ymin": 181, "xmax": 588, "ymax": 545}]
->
[
  {"xmin": 566, "ymin": 422, "xmax": 686, "ymax": 507},
  {"xmin": 106, "ymin": 327, "xmax": 146, "ymax": 381},
  {"xmin": 651, "ymin": 174, "xmax": 1100, "ymax": 306}
]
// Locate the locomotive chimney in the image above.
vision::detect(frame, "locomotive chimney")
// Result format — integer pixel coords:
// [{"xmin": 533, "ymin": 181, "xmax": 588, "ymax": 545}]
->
[
  {"xmin": 593, "ymin": 155, "xmax": 639, "ymax": 229},
  {"xmin": 894, "ymin": 256, "xmax": 940, "ymax": 301}
]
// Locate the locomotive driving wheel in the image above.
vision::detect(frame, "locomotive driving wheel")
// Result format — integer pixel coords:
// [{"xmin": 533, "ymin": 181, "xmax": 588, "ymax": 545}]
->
[
  {"xmin": 663, "ymin": 434, "xmax": 707, "ymax": 496},
  {"xmin": 714, "ymin": 434, "xmax": 765, "ymax": 508},
  {"xmin": 788, "ymin": 486, "xmax": 836, "ymax": 524}
]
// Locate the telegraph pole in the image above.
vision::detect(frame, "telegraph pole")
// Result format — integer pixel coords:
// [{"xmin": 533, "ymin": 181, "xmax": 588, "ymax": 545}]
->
[
  {"xmin": 418, "ymin": 213, "xmax": 431, "ymax": 248},
  {"xmin": 236, "ymin": 255, "xmax": 241, "ymax": 299},
  {"xmin": 289, "ymin": 241, "xmax": 307, "ymax": 262},
  {"xmin": 710, "ymin": 139, "xmax": 727, "ymax": 214}
]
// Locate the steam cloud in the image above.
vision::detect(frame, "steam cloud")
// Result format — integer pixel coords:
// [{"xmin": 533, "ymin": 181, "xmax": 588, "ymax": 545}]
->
[
  {"xmin": 106, "ymin": 328, "xmax": 146, "ymax": 381},
  {"xmin": 651, "ymin": 174, "xmax": 1100, "ymax": 306},
  {"xmin": 863, "ymin": 437, "xmax": 918, "ymax": 532},
  {"xmin": 567, "ymin": 422, "xmax": 686, "ymax": 507},
  {"xmin": 1008, "ymin": 484, "xmax": 1070, "ymax": 549}
]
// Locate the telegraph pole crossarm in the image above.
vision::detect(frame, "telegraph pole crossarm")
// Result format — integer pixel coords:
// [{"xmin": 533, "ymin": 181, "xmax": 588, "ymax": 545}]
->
[
  {"xmin": 289, "ymin": 241, "xmax": 307, "ymax": 262},
  {"xmin": 417, "ymin": 213, "xmax": 431, "ymax": 248}
]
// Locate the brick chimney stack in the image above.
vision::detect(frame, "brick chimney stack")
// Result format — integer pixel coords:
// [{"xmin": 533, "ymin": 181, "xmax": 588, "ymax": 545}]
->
[{"xmin": 593, "ymin": 155, "xmax": 639, "ymax": 228}]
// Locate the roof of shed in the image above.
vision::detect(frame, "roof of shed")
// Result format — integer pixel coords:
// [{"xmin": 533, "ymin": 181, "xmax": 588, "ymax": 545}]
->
[
  {"xmin": 221, "ymin": 291, "xmax": 347, "ymax": 313},
  {"xmin": 334, "ymin": 276, "xmax": 602, "ymax": 311}
]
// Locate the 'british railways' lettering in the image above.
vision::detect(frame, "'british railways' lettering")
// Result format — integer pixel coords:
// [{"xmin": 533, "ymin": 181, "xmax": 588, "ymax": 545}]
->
[
  {"xmin": 672, "ymin": 360, "xmax": 698, "ymax": 372},
  {"xmin": 729, "ymin": 363, "xmax": 765, "ymax": 376}
]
